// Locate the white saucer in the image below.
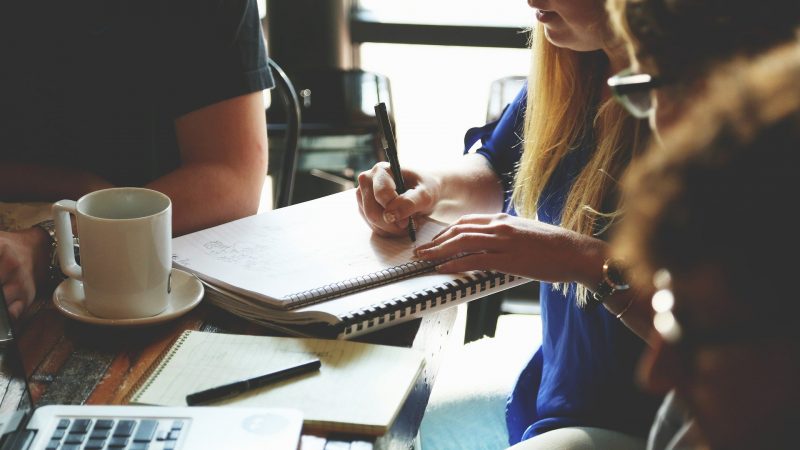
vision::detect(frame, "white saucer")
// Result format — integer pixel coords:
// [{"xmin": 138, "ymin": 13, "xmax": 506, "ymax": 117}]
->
[{"xmin": 52, "ymin": 268, "xmax": 204, "ymax": 327}]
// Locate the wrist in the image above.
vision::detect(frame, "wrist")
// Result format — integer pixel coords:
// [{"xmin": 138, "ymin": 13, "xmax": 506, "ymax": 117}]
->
[
  {"xmin": 573, "ymin": 237, "xmax": 608, "ymax": 288},
  {"xmin": 31, "ymin": 220, "xmax": 79, "ymax": 291},
  {"xmin": 589, "ymin": 256, "xmax": 630, "ymax": 306},
  {"xmin": 19, "ymin": 226, "xmax": 52, "ymax": 290}
]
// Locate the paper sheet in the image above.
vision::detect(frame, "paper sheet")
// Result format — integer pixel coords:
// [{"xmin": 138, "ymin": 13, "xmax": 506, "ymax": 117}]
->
[
  {"xmin": 172, "ymin": 191, "xmax": 446, "ymax": 308},
  {"xmin": 131, "ymin": 331, "xmax": 425, "ymax": 434}
]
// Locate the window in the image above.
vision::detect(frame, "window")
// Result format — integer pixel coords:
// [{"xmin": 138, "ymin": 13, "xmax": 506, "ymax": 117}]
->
[
  {"xmin": 356, "ymin": 1, "xmax": 531, "ymax": 166},
  {"xmin": 357, "ymin": 0, "xmax": 530, "ymax": 27}
]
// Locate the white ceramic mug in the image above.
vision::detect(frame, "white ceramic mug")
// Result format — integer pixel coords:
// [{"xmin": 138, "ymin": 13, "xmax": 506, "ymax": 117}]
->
[{"xmin": 53, "ymin": 187, "xmax": 172, "ymax": 319}]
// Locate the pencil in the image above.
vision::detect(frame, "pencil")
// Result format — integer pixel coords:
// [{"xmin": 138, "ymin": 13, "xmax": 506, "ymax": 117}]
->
[{"xmin": 374, "ymin": 102, "xmax": 417, "ymax": 242}]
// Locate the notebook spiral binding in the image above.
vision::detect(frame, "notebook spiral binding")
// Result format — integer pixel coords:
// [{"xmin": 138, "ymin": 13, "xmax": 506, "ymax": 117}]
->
[
  {"xmin": 341, "ymin": 271, "xmax": 517, "ymax": 336},
  {"xmin": 128, "ymin": 330, "xmax": 193, "ymax": 403},
  {"xmin": 284, "ymin": 259, "xmax": 438, "ymax": 308}
]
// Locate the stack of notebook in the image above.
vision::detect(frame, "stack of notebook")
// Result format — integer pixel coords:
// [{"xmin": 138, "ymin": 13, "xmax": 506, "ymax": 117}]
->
[{"xmin": 172, "ymin": 190, "xmax": 530, "ymax": 338}]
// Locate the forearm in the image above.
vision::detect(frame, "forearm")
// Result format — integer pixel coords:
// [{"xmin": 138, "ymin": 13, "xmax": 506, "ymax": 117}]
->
[
  {"xmin": 428, "ymin": 153, "xmax": 505, "ymax": 222},
  {"xmin": 146, "ymin": 160, "xmax": 266, "ymax": 236},
  {"xmin": 602, "ymin": 290, "xmax": 655, "ymax": 344}
]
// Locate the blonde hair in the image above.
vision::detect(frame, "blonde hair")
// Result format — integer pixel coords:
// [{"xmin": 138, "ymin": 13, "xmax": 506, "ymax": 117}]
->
[{"xmin": 512, "ymin": 26, "xmax": 646, "ymax": 305}]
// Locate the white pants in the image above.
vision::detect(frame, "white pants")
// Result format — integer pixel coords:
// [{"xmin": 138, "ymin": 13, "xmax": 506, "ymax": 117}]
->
[{"xmin": 508, "ymin": 427, "xmax": 646, "ymax": 450}]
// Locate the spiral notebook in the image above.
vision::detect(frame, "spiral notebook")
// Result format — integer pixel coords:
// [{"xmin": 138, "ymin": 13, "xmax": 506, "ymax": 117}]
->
[
  {"xmin": 129, "ymin": 330, "xmax": 425, "ymax": 436},
  {"xmin": 172, "ymin": 190, "xmax": 530, "ymax": 338}
]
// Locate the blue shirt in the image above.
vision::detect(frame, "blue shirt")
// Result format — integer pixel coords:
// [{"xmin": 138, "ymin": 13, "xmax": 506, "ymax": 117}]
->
[{"xmin": 464, "ymin": 87, "xmax": 660, "ymax": 444}]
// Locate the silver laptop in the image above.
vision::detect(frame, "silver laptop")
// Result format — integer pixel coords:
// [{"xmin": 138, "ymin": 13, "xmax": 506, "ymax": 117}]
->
[{"xmin": 0, "ymin": 292, "xmax": 303, "ymax": 450}]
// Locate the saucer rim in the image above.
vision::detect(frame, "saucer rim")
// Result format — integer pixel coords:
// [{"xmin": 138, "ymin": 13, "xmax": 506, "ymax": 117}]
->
[{"xmin": 52, "ymin": 268, "xmax": 204, "ymax": 327}]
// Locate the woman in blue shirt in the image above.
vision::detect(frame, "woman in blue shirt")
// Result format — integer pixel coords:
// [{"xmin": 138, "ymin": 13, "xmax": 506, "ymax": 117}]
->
[{"xmin": 356, "ymin": 0, "xmax": 659, "ymax": 448}]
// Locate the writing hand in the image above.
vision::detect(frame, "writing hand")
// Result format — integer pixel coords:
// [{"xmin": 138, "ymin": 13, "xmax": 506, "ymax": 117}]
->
[{"xmin": 356, "ymin": 162, "xmax": 439, "ymax": 237}]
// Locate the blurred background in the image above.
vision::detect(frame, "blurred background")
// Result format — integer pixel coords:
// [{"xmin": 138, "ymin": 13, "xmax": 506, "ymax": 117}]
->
[{"xmin": 260, "ymin": 0, "xmax": 530, "ymax": 205}]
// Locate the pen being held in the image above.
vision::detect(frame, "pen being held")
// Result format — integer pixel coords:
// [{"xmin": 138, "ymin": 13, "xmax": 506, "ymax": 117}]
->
[{"xmin": 374, "ymin": 102, "xmax": 417, "ymax": 242}]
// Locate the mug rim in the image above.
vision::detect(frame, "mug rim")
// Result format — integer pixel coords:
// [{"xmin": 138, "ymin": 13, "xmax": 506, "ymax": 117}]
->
[{"xmin": 76, "ymin": 187, "xmax": 172, "ymax": 222}]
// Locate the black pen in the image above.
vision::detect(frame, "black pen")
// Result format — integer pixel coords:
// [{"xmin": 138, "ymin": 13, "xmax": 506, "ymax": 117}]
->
[
  {"xmin": 374, "ymin": 102, "xmax": 417, "ymax": 242},
  {"xmin": 185, "ymin": 358, "xmax": 321, "ymax": 406}
]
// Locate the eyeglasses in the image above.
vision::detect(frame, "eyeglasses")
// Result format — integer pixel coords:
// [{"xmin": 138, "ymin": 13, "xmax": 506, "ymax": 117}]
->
[
  {"xmin": 607, "ymin": 68, "xmax": 664, "ymax": 119},
  {"xmin": 651, "ymin": 269, "xmax": 682, "ymax": 344}
]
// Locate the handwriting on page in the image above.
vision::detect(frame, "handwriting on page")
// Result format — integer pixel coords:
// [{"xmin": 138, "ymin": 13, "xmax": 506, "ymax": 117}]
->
[{"xmin": 172, "ymin": 191, "xmax": 447, "ymax": 302}]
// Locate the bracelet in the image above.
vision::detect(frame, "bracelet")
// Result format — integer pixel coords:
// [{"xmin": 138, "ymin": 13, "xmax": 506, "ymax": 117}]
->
[
  {"xmin": 590, "ymin": 257, "xmax": 630, "ymax": 305},
  {"xmin": 34, "ymin": 220, "xmax": 80, "ymax": 287},
  {"xmin": 615, "ymin": 297, "xmax": 635, "ymax": 320},
  {"xmin": 34, "ymin": 220, "xmax": 64, "ymax": 287}
]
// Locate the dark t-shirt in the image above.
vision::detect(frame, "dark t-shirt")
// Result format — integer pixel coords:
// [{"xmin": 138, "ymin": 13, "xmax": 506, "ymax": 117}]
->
[{"xmin": 0, "ymin": 0, "xmax": 274, "ymax": 187}]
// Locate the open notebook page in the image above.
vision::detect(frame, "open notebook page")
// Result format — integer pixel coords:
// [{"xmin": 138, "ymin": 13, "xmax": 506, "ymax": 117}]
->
[
  {"xmin": 130, "ymin": 331, "xmax": 424, "ymax": 435},
  {"xmin": 172, "ymin": 190, "xmax": 447, "ymax": 309}
]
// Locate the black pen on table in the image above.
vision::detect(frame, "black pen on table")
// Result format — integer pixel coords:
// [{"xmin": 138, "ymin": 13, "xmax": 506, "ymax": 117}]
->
[
  {"xmin": 374, "ymin": 102, "xmax": 417, "ymax": 242},
  {"xmin": 185, "ymin": 358, "xmax": 321, "ymax": 406}
]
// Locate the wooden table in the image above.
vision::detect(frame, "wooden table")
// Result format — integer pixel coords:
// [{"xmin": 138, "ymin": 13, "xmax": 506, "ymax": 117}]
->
[{"xmin": 3, "ymin": 297, "xmax": 458, "ymax": 450}]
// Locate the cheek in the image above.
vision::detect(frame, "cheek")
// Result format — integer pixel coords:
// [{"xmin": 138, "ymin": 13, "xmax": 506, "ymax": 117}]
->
[
  {"xmin": 684, "ymin": 347, "xmax": 800, "ymax": 445},
  {"xmin": 680, "ymin": 352, "xmax": 755, "ymax": 444}
]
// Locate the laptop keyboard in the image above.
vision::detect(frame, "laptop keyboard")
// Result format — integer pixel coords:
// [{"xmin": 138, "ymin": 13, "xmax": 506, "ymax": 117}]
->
[{"xmin": 45, "ymin": 418, "xmax": 185, "ymax": 450}]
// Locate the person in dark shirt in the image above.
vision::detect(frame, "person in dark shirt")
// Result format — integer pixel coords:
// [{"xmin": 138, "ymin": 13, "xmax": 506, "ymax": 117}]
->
[{"xmin": 0, "ymin": 0, "xmax": 274, "ymax": 318}]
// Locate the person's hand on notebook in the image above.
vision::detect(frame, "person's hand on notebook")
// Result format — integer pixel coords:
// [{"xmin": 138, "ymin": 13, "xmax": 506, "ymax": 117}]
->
[
  {"xmin": 356, "ymin": 162, "xmax": 437, "ymax": 238},
  {"xmin": 356, "ymin": 154, "xmax": 505, "ymax": 238},
  {"xmin": 414, "ymin": 213, "xmax": 607, "ymax": 286},
  {"xmin": 0, "ymin": 229, "xmax": 49, "ymax": 319}
]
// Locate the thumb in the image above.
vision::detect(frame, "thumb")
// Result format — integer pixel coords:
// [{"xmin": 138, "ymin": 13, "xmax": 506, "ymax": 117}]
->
[{"xmin": 385, "ymin": 187, "xmax": 432, "ymax": 222}]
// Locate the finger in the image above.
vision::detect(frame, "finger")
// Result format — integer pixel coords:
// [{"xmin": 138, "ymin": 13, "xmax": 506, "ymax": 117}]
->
[
  {"xmin": 370, "ymin": 163, "xmax": 398, "ymax": 208},
  {"xmin": 427, "ymin": 223, "xmax": 500, "ymax": 248},
  {"xmin": 357, "ymin": 173, "xmax": 402, "ymax": 235},
  {"xmin": 7, "ymin": 300, "xmax": 24, "ymax": 320},
  {"xmin": 2, "ymin": 280, "xmax": 33, "ymax": 315},
  {"xmin": 414, "ymin": 240, "xmax": 437, "ymax": 254},
  {"xmin": 435, "ymin": 252, "xmax": 503, "ymax": 273},
  {"xmin": 414, "ymin": 223, "xmax": 484, "ymax": 254},
  {"xmin": 453, "ymin": 213, "xmax": 503, "ymax": 226},
  {"xmin": 384, "ymin": 187, "xmax": 432, "ymax": 222},
  {"xmin": 357, "ymin": 186, "xmax": 408, "ymax": 237},
  {"xmin": 428, "ymin": 216, "xmax": 498, "ymax": 241},
  {"xmin": 0, "ymin": 253, "xmax": 22, "ymax": 284},
  {"xmin": 417, "ymin": 232, "xmax": 500, "ymax": 261}
]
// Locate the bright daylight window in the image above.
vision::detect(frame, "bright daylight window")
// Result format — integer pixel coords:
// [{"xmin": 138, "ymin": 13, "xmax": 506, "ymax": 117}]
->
[{"xmin": 357, "ymin": 0, "xmax": 532, "ymax": 167}]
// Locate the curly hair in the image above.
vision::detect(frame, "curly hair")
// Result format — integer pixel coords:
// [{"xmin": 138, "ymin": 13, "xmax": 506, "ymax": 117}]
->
[
  {"xmin": 614, "ymin": 43, "xmax": 800, "ymax": 304},
  {"xmin": 608, "ymin": 0, "xmax": 800, "ymax": 84}
]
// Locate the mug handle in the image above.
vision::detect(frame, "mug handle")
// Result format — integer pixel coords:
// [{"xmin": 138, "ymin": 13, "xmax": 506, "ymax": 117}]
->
[{"xmin": 52, "ymin": 200, "xmax": 82, "ymax": 280}]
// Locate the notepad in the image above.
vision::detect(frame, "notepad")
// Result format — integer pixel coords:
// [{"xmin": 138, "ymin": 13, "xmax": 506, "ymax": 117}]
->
[
  {"xmin": 172, "ymin": 190, "xmax": 530, "ymax": 338},
  {"xmin": 130, "ymin": 330, "xmax": 425, "ymax": 435}
]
